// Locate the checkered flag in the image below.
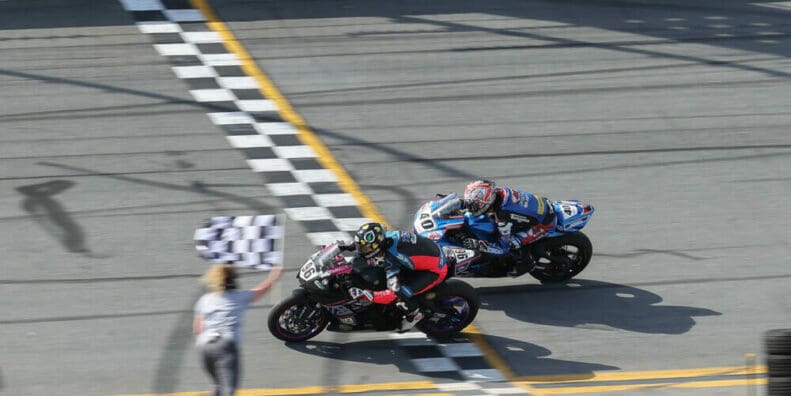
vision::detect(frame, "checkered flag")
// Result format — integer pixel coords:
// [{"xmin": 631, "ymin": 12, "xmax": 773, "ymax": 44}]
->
[{"xmin": 194, "ymin": 214, "xmax": 285, "ymax": 270}]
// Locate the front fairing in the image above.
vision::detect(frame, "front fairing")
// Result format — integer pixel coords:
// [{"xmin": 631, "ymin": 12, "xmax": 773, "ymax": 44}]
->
[
  {"xmin": 413, "ymin": 200, "xmax": 439, "ymax": 234},
  {"xmin": 413, "ymin": 198, "xmax": 463, "ymax": 240},
  {"xmin": 413, "ymin": 196, "xmax": 499, "ymax": 243},
  {"xmin": 297, "ymin": 244, "xmax": 353, "ymax": 295}
]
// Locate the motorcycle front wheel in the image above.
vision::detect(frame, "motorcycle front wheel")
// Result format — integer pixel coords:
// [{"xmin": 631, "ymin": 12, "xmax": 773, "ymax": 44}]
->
[
  {"xmin": 528, "ymin": 231, "xmax": 592, "ymax": 283},
  {"xmin": 417, "ymin": 279, "xmax": 480, "ymax": 339},
  {"xmin": 267, "ymin": 290, "xmax": 330, "ymax": 342}
]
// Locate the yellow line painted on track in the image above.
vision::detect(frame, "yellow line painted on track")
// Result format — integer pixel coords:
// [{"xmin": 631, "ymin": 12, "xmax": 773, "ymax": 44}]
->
[
  {"xmin": 462, "ymin": 325, "xmax": 516, "ymax": 378},
  {"xmin": 389, "ymin": 394, "xmax": 455, "ymax": 396},
  {"xmin": 462, "ymin": 325, "xmax": 541, "ymax": 393},
  {"xmin": 235, "ymin": 380, "xmax": 438, "ymax": 395},
  {"xmin": 115, "ymin": 366, "xmax": 768, "ymax": 396},
  {"xmin": 529, "ymin": 378, "xmax": 767, "ymax": 395},
  {"xmin": 518, "ymin": 365, "xmax": 767, "ymax": 383},
  {"xmin": 116, "ymin": 380, "xmax": 438, "ymax": 396},
  {"xmin": 670, "ymin": 377, "xmax": 767, "ymax": 389},
  {"xmin": 521, "ymin": 365, "xmax": 767, "ymax": 395},
  {"xmin": 191, "ymin": 0, "xmax": 386, "ymax": 225},
  {"xmin": 407, "ymin": 394, "xmax": 456, "ymax": 396}
]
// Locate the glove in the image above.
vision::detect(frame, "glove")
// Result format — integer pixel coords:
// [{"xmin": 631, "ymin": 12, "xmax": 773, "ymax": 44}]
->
[
  {"xmin": 461, "ymin": 238, "xmax": 477, "ymax": 250},
  {"xmin": 497, "ymin": 221, "xmax": 512, "ymax": 236},
  {"xmin": 462, "ymin": 238, "xmax": 488, "ymax": 252},
  {"xmin": 336, "ymin": 240, "xmax": 355, "ymax": 251},
  {"xmin": 348, "ymin": 287, "xmax": 374, "ymax": 302}
]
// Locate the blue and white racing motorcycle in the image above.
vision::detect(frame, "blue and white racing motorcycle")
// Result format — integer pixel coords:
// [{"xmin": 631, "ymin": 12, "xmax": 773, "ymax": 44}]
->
[{"xmin": 413, "ymin": 193, "xmax": 595, "ymax": 283}]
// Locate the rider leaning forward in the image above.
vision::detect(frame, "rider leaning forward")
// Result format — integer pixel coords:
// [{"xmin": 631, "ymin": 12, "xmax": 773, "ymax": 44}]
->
[
  {"xmin": 435, "ymin": 179, "xmax": 556, "ymax": 276},
  {"xmin": 334, "ymin": 222, "xmax": 448, "ymax": 332}
]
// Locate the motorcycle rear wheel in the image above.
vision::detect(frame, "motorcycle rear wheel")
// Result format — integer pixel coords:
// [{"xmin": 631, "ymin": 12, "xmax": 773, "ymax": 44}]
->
[
  {"xmin": 268, "ymin": 290, "xmax": 330, "ymax": 342},
  {"xmin": 417, "ymin": 279, "xmax": 480, "ymax": 339},
  {"xmin": 528, "ymin": 231, "xmax": 592, "ymax": 283}
]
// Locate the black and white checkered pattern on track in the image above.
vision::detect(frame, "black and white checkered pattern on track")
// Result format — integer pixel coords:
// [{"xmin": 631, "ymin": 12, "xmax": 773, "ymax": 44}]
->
[
  {"xmin": 119, "ymin": 0, "xmax": 369, "ymax": 247},
  {"xmin": 390, "ymin": 333, "xmax": 531, "ymax": 395}
]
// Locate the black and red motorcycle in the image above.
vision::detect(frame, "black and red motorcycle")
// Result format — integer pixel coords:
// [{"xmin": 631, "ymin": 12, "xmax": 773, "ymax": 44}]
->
[{"xmin": 268, "ymin": 243, "xmax": 479, "ymax": 342}]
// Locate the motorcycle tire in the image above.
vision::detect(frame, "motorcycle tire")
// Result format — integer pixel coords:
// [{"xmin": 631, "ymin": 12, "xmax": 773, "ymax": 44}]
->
[
  {"xmin": 268, "ymin": 290, "xmax": 330, "ymax": 342},
  {"xmin": 417, "ymin": 279, "xmax": 480, "ymax": 339},
  {"xmin": 528, "ymin": 231, "xmax": 592, "ymax": 284}
]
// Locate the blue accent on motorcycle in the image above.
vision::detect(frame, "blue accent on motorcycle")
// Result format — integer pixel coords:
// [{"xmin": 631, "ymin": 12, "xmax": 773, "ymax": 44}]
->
[{"xmin": 413, "ymin": 196, "xmax": 594, "ymax": 278}]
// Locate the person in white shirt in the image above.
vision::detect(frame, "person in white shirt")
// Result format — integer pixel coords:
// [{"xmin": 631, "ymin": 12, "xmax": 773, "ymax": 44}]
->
[{"xmin": 193, "ymin": 264, "xmax": 282, "ymax": 396}]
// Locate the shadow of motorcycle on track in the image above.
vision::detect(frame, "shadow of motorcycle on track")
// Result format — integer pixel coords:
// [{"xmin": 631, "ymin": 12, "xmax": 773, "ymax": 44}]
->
[
  {"xmin": 283, "ymin": 338, "xmax": 469, "ymax": 380},
  {"xmin": 477, "ymin": 279, "xmax": 721, "ymax": 334},
  {"xmin": 483, "ymin": 334, "xmax": 620, "ymax": 379},
  {"xmin": 282, "ymin": 334, "xmax": 618, "ymax": 382}
]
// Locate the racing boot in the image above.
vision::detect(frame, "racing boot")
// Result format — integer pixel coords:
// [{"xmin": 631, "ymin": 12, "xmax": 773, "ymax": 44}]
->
[
  {"xmin": 398, "ymin": 307, "xmax": 425, "ymax": 333},
  {"xmin": 396, "ymin": 300, "xmax": 424, "ymax": 332}
]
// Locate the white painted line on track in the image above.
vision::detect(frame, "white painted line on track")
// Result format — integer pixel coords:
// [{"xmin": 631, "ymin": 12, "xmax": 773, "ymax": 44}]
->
[
  {"xmin": 225, "ymin": 135, "xmax": 274, "ymax": 149},
  {"xmin": 272, "ymin": 145, "xmax": 317, "ymax": 159},
  {"xmin": 189, "ymin": 88, "xmax": 236, "ymax": 102}
]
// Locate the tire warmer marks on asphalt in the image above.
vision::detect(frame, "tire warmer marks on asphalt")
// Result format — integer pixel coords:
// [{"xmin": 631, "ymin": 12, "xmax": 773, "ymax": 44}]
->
[
  {"xmin": 119, "ymin": 0, "xmax": 369, "ymax": 247},
  {"xmin": 117, "ymin": 1, "xmax": 531, "ymax": 394}
]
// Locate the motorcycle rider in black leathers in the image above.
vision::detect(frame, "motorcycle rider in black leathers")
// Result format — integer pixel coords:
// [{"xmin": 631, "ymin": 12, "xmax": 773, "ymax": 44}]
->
[{"xmin": 336, "ymin": 222, "xmax": 449, "ymax": 331}]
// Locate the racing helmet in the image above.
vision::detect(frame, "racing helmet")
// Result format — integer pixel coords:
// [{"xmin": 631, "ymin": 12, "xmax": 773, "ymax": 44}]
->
[
  {"xmin": 354, "ymin": 222, "xmax": 387, "ymax": 259},
  {"xmin": 464, "ymin": 179, "xmax": 497, "ymax": 216}
]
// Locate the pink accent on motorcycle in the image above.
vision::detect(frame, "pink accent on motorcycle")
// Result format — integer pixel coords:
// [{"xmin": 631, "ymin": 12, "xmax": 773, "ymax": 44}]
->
[{"xmin": 328, "ymin": 265, "xmax": 353, "ymax": 276}]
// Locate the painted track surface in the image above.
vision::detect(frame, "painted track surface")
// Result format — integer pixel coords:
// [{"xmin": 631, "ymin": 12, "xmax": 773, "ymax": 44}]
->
[{"xmin": 1, "ymin": 0, "xmax": 790, "ymax": 395}]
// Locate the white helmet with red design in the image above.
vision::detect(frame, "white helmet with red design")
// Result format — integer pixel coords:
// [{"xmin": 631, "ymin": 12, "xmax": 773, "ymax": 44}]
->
[{"xmin": 463, "ymin": 180, "xmax": 497, "ymax": 216}]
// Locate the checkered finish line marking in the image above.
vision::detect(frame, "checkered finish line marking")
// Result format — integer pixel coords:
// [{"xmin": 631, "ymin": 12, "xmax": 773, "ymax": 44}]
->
[
  {"xmin": 118, "ymin": 0, "xmax": 384, "ymax": 247},
  {"xmin": 390, "ymin": 332, "xmax": 531, "ymax": 395},
  {"xmin": 117, "ymin": 0, "xmax": 534, "ymax": 395}
]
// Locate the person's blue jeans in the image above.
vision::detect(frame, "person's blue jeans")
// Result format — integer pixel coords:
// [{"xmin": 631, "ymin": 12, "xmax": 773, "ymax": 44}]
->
[{"xmin": 199, "ymin": 337, "xmax": 239, "ymax": 396}]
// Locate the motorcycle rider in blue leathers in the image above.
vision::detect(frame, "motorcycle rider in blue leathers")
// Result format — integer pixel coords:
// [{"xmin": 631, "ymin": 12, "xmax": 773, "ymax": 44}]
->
[{"xmin": 435, "ymin": 179, "xmax": 556, "ymax": 276}]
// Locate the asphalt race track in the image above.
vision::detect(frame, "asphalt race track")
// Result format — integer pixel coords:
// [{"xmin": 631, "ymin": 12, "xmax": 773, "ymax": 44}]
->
[{"xmin": 1, "ymin": 0, "xmax": 790, "ymax": 395}]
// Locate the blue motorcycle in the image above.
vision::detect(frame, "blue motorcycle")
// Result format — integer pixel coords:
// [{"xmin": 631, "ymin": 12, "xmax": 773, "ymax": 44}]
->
[{"xmin": 413, "ymin": 193, "xmax": 595, "ymax": 283}]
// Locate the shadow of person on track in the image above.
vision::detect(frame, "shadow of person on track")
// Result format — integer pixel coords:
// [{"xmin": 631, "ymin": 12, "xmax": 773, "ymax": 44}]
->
[{"xmin": 477, "ymin": 279, "xmax": 720, "ymax": 334}]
